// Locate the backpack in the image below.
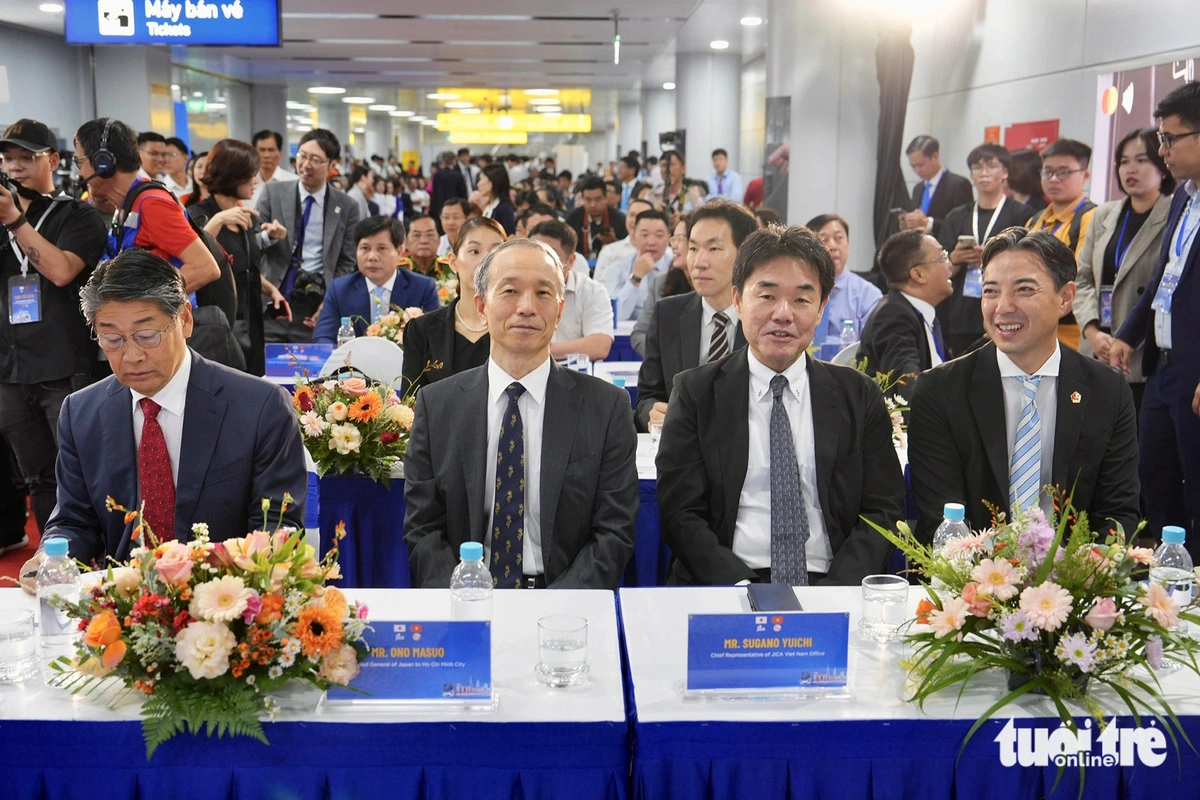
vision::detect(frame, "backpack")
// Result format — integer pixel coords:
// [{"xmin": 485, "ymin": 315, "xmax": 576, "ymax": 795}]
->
[{"xmin": 1066, "ymin": 200, "xmax": 1097, "ymax": 254}]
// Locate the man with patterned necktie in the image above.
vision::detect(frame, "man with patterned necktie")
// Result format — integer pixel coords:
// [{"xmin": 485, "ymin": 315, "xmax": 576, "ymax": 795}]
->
[
  {"xmin": 656, "ymin": 225, "xmax": 906, "ymax": 586},
  {"xmin": 19, "ymin": 249, "xmax": 306, "ymax": 588},
  {"xmin": 909, "ymin": 228, "xmax": 1140, "ymax": 544},
  {"xmin": 404, "ymin": 239, "xmax": 638, "ymax": 589}
]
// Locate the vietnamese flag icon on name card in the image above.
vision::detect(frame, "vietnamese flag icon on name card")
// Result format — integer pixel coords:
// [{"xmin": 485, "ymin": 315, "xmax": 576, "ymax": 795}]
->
[
  {"xmin": 412, "ymin": 624, "xmax": 423, "ymax": 633},
  {"xmin": 772, "ymin": 616, "xmax": 784, "ymax": 625}
]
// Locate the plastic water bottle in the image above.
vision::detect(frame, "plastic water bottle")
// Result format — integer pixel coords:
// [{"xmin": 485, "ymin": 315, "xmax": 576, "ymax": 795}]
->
[
  {"xmin": 1151, "ymin": 526, "xmax": 1193, "ymax": 640},
  {"xmin": 337, "ymin": 317, "xmax": 355, "ymax": 347},
  {"xmin": 839, "ymin": 319, "xmax": 858, "ymax": 351},
  {"xmin": 37, "ymin": 538, "xmax": 81, "ymax": 665},
  {"xmin": 932, "ymin": 503, "xmax": 971, "ymax": 555},
  {"xmin": 450, "ymin": 542, "xmax": 493, "ymax": 622}
]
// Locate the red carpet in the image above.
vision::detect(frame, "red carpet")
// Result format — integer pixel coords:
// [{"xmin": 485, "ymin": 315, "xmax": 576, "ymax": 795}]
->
[{"xmin": 0, "ymin": 501, "xmax": 39, "ymax": 584}]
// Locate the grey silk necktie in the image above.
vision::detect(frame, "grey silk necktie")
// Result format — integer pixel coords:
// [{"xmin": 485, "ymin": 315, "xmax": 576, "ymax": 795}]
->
[
  {"xmin": 769, "ymin": 374, "xmax": 809, "ymax": 586},
  {"xmin": 707, "ymin": 311, "xmax": 730, "ymax": 362}
]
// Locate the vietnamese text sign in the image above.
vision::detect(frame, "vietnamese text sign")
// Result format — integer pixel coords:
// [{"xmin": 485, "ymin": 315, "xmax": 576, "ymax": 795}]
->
[
  {"xmin": 686, "ymin": 612, "xmax": 849, "ymax": 691},
  {"xmin": 66, "ymin": 0, "xmax": 281, "ymax": 46}
]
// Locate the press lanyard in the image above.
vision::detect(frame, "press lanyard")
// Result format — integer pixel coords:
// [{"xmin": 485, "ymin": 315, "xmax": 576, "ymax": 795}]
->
[
  {"xmin": 972, "ymin": 195, "xmax": 1007, "ymax": 244},
  {"xmin": 1048, "ymin": 198, "xmax": 1088, "ymax": 235},
  {"xmin": 1175, "ymin": 193, "xmax": 1200, "ymax": 258},
  {"xmin": 8, "ymin": 198, "xmax": 66, "ymax": 277},
  {"xmin": 1113, "ymin": 203, "xmax": 1135, "ymax": 270}
]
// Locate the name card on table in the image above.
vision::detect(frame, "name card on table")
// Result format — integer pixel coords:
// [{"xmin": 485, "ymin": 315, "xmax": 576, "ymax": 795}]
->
[
  {"xmin": 264, "ymin": 343, "xmax": 333, "ymax": 379},
  {"xmin": 326, "ymin": 620, "xmax": 493, "ymax": 706},
  {"xmin": 685, "ymin": 612, "xmax": 851, "ymax": 697}
]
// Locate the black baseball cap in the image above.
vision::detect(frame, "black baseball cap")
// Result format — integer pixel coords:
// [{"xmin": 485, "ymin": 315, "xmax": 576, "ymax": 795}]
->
[{"xmin": 0, "ymin": 119, "xmax": 58, "ymax": 153}]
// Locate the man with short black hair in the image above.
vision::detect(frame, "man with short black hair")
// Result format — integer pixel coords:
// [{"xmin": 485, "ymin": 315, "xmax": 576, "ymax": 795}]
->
[
  {"xmin": 456, "ymin": 147, "xmax": 478, "ymax": 193},
  {"xmin": 707, "ymin": 148, "xmax": 744, "ymax": 202},
  {"xmin": 401, "ymin": 214, "xmax": 454, "ymax": 284},
  {"xmin": 565, "ymin": 175, "xmax": 627, "ymax": 259},
  {"xmin": 249, "ymin": 130, "xmax": 298, "ymax": 207},
  {"xmin": 807, "ymin": 213, "xmax": 882, "ymax": 357},
  {"xmin": 437, "ymin": 198, "xmax": 471, "ymax": 256},
  {"xmin": 136, "ymin": 131, "xmax": 168, "ymax": 180},
  {"xmin": 594, "ymin": 198, "xmax": 653, "ymax": 289},
  {"xmin": 161, "ymin": 137, "xmax": 191, "ymax": 198},
  {"xmin": 347, "ymin": 164, "xmax": 376, "ymax": 219},
  {"xmin": 617, "ymin": 155, "xmax": 644, "ymax": 211},
  {"xmin": 900, "ymin": 135, "xmax": 974, "ymax": 238},
  {"xmin": 608, "ymin": 210, "xmax": 673, "ymax": 320},
  {"xmin": 0, "ymin": 119, "xmax": 107, "ymax": 544},
  {"xmin": 654, "ymin": 150, "xmax": 706, "ymax": 221},
  {"xmin": 430, "ymin": 150, "xmax": 468, "ymax": 224},
  {"xmin": 909, "ymin": 229, "xmax": 1139, "ymax": 544},
  {"xmin": 530, "ymin": 219, "xmax": 614, "ymax": 362},
  {"xmin": 516, "ymin": 203, "xmax": 557, "ymax": 239}
]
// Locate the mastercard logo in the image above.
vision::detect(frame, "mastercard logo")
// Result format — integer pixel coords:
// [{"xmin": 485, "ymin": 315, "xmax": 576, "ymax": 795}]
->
[{"xmin": 1101, "ymin": 86, "xmax": 1119, "ymax": 115}]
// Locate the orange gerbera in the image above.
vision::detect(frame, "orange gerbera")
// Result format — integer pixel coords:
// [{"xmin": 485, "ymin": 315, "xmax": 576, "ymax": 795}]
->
[
  {"xmin": 293, "ymin": 385, "xmax": 316, "ymax": 412},
  {"xmin": 255, "ymin": 593, "xmax": 284, "ymax": 624},
  {"xmin": 347, "ymin": 392, "xmax": 383, "ymax": 423},
  {"xmin": 916, "ymin": 599, "xmax": 936, "ymax": 625},
  {"xmin": 293, "ymin": 605, "xmax": 344, "ymax": 658}
]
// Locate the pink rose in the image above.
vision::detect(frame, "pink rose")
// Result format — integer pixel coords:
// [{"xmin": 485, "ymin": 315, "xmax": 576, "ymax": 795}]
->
[
  {"xmin": 961, "ymin": 582, "xmax": 991, "ymax": 617},
  {"xmin": 1085, "ymin": 597, "xmax": 1119, "ymax": 631},
  {"xmin": 241, "ymin": 591, "xmax": 263, "ymax": 624},
  {"xmin": 154, "ymin": 543, "xmax": 194, "ymax": 587},
  {"xmin": 339, "ymin": 377, "xmax": 369, "ymax": 396}
]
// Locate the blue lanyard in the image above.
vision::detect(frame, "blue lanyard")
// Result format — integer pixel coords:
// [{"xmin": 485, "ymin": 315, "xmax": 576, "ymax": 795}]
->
[
  {"xmin": 1175, "ymin": 194, "xmax": 1199, "ymax": 258},
  {"xmin": 1048, "ymin": 198, "xmax": 1088, "ymax": 235},
  {"xmin": 1114, "ymin": 204, "xmax": 1134, "ymax": 270}
]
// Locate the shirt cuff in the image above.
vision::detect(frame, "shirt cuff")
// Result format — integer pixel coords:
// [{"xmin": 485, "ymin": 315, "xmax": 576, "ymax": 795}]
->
[{"xmin": 925, "ymin": 217, "xmax": 934, "ymax": 233}]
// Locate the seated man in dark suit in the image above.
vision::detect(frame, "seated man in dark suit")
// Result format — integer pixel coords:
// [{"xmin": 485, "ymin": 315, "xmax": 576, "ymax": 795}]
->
[
  {"xmin": 909, "ymin": 228, "xmax": 1140, "ymax": 543},
  {"xmin": 20, "ymin": 249, "xmax": 306, "ymax": 584},
  {"xmin": 404, "ymin": 239, "xmax": 638, "ymax": 589},
  {"xmin": 636, "ymin": 201, "xmax": 758, "ymax": 431},
  {"xmin": 859, "ymin": 229, "xmax": 954, "ymax": 400},
  {"xmin": 312, "ymin": 215, "xmax": 440, "ymax": 343},
  {"xmin": 657, "ymin": 226, "xmax": 906, "ymax": 586}
]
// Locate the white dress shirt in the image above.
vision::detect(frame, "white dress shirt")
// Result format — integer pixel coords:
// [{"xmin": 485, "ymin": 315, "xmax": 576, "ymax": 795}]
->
[
  {"xmin": 699, "ymin": 299, "xmax": 739, "ymax": 363},
  {"xmin": 592, "ymin": 235, "xmax": 635, "ymax": 287},
  {"xmin": 733, "ymin": 352, "xmax": 832, "ymax": 574},
  {"xmin": 898, "ymin": 291, "xmax": 943, "ymax": 367},
  {"xmin": 367, "ymin": 270, "xmax": 399, "ymax": 319},
  {"xmin": 608, "ymin": 250, "xmax": 673, "ymax": 321},
  {"xmin": 131, "ymin": 351, "xmax": 192, "ymax": 487},
  {"xmin": 298, "ymin": 183, "xmax": 325, "ymax": 274},
  {"xmin": 484, "ymin": 356, "xmax": 551, "ymax": 576},
  {"xmin": 997, "ymin": 345, "xmax": 1060, "ymax": 518},
  {"xmin": 162, "ymin": 174, "xmax": 192, "ymax": 199},
  {"xmin": 555, "ymin": 265, "xmax": 615, "ymax": 343},
  {"xmin": 1154, "ymin": 179, "xmax": 1199, "ymax": 349},
  {"xmin": 437, "ymin": 234, "xmax": 452, "ymax": 257}
]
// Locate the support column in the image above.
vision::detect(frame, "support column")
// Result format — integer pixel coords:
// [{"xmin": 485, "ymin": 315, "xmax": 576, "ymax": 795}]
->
[
  {"xmin": 675, "ymin": 51, "xmax": 740, "ymax": 172},
  {"xmin": 315, "ymin": 96, "xmax": 351, "ymax": 159},
  {"xmin": 225, "ymin": 83, "xmax": 252, "ymax": 143},
  {"xmin": 364, "ymin": 113, "xmax": 393, "ymax": 159},
  {"xmin": 93, "ymin": 46, "xmax": 172, "ymax": 133},
  {"xmin": 250, "ymin": 84, "xmax": 288, "ymax": 141},
  {"xmin": 639, "ymin": 88, "xmax": 675, "ymax": 156},
  {"xmin": 617, "ymin": 97, "xmax": 642, "ymax": 159}
]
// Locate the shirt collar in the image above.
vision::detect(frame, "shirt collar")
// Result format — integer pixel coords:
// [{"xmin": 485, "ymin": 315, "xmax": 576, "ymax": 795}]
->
[
  {"xmin": 701, "ymin": 297, "xmax": 738, "ymax": 326},
  {"xmin": 833, "ymin": 268, "xmax": 852, "ymax": 290},
  {"xmin": 366, "ymin": 269, "xmax": 398, "ymax": 294},
  {"xmin": 488, "ymin": 356, "xmax": 552, "ymax": 408},
  {"xmin": 747, "ymin": 349, "xmax": 808, "ymax": 404},
  {"xmin": 927, "ymin": 167, "xmax": 946, "ymax": 188},
  {"xmin": 1185, "ymin": 180, "xmax": 1197, "ymax": 200},
  {"xmin": 899, "ymin": 291, "xmax": 937, "ymax": 325},
  {"xmin": 564, "ymin": 267, "xmax": 579, "ymax": 294},
  {"xmin": 299, "ymin": 183, "xmax": 325, "ymax": 206},
  {"xmin": 996, "ymin": 343, "xmax": 1061, "ymax": 379},
  {"xmin": 1039, "ymin": 196, "xmax": 1085, "ymax": 226},
  {"xmin": 131, "ymin": 348, "xmax": 192, "ymax": 417}
]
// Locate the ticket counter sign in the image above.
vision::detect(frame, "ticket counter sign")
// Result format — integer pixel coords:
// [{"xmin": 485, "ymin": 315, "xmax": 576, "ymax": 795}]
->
[
  {"xmin": 66, "ymin": 0, "xmax": 281, "ymax": 46},
  {"xmin": 686, "ymin": 612, "xmax": 849, "ymax": 692}
]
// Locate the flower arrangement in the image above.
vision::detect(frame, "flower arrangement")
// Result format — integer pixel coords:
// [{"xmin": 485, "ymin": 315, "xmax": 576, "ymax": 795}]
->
[
  {"xmin": 49, "ymin": 498, "xmax": 369, "ymax": 758},
  {"xmin": 292, "ymin": 375, "xmax": 415, "ymax": 485},
  {"xmin": 362, "ymin": 305, "xmax": 425, "ymax": 347},
  {"xmin": 855, "ymin": 358, "xmax": 912, "ymax": 449},
  {"xmin": 871, "ymin": 500, "xmax": 1200, "ymax": 762},
  {"xmin": 435, "ymin": 274, "xmax": 459, "ymax": 307}
]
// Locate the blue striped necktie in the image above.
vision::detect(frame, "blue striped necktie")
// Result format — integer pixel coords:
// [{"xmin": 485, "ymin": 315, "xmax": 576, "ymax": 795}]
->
[{"xmin": 1009, "ymin": 376, "xmax": 1042, "ymax": 513}]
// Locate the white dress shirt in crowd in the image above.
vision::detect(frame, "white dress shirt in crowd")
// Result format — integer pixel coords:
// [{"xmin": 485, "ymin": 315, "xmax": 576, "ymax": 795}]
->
[
  {"xmin": 131, "ymin": 351, "xmax": 192, "ymax": 487},
  {"xmin": 997, "ymin": 345, "xmax": 1060, "ymax": 519},
  {"xmin": 484, "ymin": 356, "xmax": 551, "ymax": 576},
  {"xmin": 249, "ymin": 166, "xmax": 298, "ymax": 208},
  {"xmin": 298, "ymin": 183, "xmax": 325, "ymax": 274},
  {"xmin": 1154, "ymin": 179, "xmax": 1198, "ymax": 349},
  {"xmin": 162, "ymin": 174, "xmax": 193, "ymax": 199},
  {"xmin": 555, "ymin": 264, "xmax": 615, "ymax": 343},
  {"xmin": 733, "ymin": 351, "xmax": 832, "ymax": 574},
  {"xmin": 608, "ymin": 250, "xmax": 673, "ymax": 321},
  {"xmin": 898, "ymin": 291, "xmax": 943, "ymax": 367},
  {"xmin": 699, "ymin": 299, "xmax": 739, "ymax": 363},
  {"xmin": 706, "ymin": 169, "xmax": 745, "ymax": 202},
  {"xmin": 592, "ymin": 235, "xmax": 635, "ymax": 287},
  {"xmin": 437, "ymin": 233, "xmax": 452, "ymax": 257}
]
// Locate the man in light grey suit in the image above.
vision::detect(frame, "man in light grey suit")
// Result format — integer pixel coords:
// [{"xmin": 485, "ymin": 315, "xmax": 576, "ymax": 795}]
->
[
  {"xmin": 404, "ymin": 239, "xmax": 638, "ymax": 590},
  {"xmin": 256, "ymin": 128, "xmax": 360, "ymax": 343}
]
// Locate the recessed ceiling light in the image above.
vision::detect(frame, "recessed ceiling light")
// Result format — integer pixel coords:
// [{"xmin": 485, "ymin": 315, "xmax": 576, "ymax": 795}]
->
[
  {"xmin": 458, "ymin": 108, "xmax": 482, "ymax": 114},
  {"xmin": 38, "ymin": 2, "xmax": 64, "ymax": 12},
  {"xmin": 710, "ymin": 40, "xmax": 730, "ymax": 50},
  {"xmin": 286, "ymin": 101, "xmax": 315, "ymax": 111},
  {"xmin": 537, "ymin": 106, "xmax": 563, "ymax": 113},
  {"xmin": 367, "ymin": 104, "xmax": 397, "ymax": 111},
  {"xmin": 353, "ymin": 127, "xmax": 366, "ymax": 133},
  {"xmin": 388, "ymin": 110, "xmax": 415, "ymax": 117},
  {"xmin": 444, "ymin": 101, "xmax": 474, "ymax": 109},
  {"xmin": 341, "ymin": 96, "xmax": 376, "ymax": 104},
  {"xmin": 421, "ymin": 120, "xmax": 439, "ymax": 126},
  {"xmin": 740, "ymin": 16, "xmax": 763, "ymax": 26},
  {"xmin": 192, "ymin": 91, "xmax": 204, "ymax": 97},
  {"xmin": 206, "ymin": 103, "xmax": 227, "ymax": 111},
  {"xmin": 282, "ymin": 12, "xmax": 378, "ymax": 19},
  {"xmin": 426, "ymin": 92, "xmax": 459, "ymax": 100},
  {"xmin": 542, "ymin": 112, "xmax": 562, "ymax": 119},
  {"xmin": 308, "ymin": 86, "xmax": 347, "ymax": 95},
  {"xmin": 410, "ymin": 116, "xmax": 428, "ymax": 122},
  {"xmin": 528, "ymin": 98, "xmax": 561, "ymax": 106},
  {"xmin": 170, "ymin": 84, "xmax": 180, "ymax": 91},
  {"xmin": 524, "ymin": 89, "xmax": 560, "ymax": 96},
  {"xmin": 663, "ymin": 82, "xmax": 676, "ymax": 90}
]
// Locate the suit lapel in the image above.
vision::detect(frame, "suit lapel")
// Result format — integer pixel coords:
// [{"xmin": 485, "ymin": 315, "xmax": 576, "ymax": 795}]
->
[
  {"xmin": 175, "ymin": 354, "xmax": 227, "ymax": 541},
  {"xmin": 440, "ymin": 301, "xmax": 460, "ymax": 373},
  {"xmin": 1115, "ymin": 199, "xmax": 1168, "ymax": 291},
  {"xmin": 322, "ymin": 187, "xmax": 340, "ymax": 282},
  {"xmin": 458, "ymin": 368, "xmax": 490, "ymax": 542},
  {"xmin": 806, "ymin": 358, "xmax": 841, "ymax": 521},
  {"xmin": 102, "ymin": 380, "xmax": 138, "ymax": 557},
  {"xmin": 539, "ymin": 365, "xmax": 581, "ymax": 569},
  {"xmin": 680, "ymin": 294, "xmax": 703, "ymax": 371},
  {"xmin": 716, "ymin": 351, "xmax": 750, "ymax": 533},
  {"xmin": 1052, "ymin": 348, "xmax": 1088, "ymax": 491},
  {"xmin": 968, "ymin": 345, "xmax": 1009, "ymax": 494}
]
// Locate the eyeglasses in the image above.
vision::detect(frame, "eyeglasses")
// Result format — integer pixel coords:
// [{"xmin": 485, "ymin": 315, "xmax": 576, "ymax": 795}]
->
[
  {"xmin": 295, "ymin": 152, "xmax": 329, "ymax": 166},
  {"xmin": 1157, "ymin": 129, "xmax": 1200, "ymax": 150},
  {"xmin": 669, "ymin": 235, "xmax": 687, "ymax": 245},
  {"xmin": 71, "ymin": 154, "xmax": 90, "ymax": 168},
  {"xmin": 0, "ymin": 152, "xmax": 49, "ymax": 168},
  {"xmin": 140, "ymin": 148, "xmax": 169, "ymax": 160},
  {"xmin": 913, "ymin": 250, "xmax": 950, "ymax": 268},
  {"xmin": 969, "ymin": 162, "xmax": 1005, "ymax": 174},
  {"xmin": 1040, "ymin": 167, "xmax": 1085, "ymax": 181},
  {"xmin": 93, "ymin": 325, "xmax": 172, "ymax": 353}
]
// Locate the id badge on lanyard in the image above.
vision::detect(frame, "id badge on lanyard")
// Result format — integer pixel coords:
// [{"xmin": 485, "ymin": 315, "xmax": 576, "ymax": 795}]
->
[
  {"xmin": 7, "ymin": 200, "xmax": 61, "ymax": 324},
  {"xmin": 964, "ymin": 266, "xmax": 984, "ymax": 298},
  {"xmin": 1100, "ymin": 285, "xmax": 1114, "ymax": 329}
]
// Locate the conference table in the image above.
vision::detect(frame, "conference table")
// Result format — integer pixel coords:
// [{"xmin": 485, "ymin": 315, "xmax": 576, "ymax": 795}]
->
[
  {"xmin": 320, "ymin": 434, "xmax": 667, "ymax": 589},
  {"xmin": 0, "ymin": 588, "xmax": 628, "ymax": 800},
  {"xmin": 608, "ymin": 320, "xmax": 641, "ymax": 363},
  {"xmin": 619, "ymin": 586, "xmax": 1200, "ymax": 800}
]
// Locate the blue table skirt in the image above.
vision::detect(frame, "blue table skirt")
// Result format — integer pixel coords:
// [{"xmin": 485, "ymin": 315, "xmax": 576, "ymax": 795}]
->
[
  {"xmin": 609, "ymin": 335, "xmax": 642, "ymax": 363},
  {"xmin": 1, "ymin": 719, "xmax": 629, "ymax": 800},
  {"xmin": 633, "ymin": 716, "xmax": 1200, "ymax": 800},
  {"xmin": 320, "ymin": 475, "xmax": 662, "ymax": 588}
]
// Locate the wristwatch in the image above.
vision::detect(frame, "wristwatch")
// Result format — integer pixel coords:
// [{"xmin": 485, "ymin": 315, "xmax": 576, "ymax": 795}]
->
[{"xmin": 629, "ymin": 273, "xmax": 642, "ymax": 286}]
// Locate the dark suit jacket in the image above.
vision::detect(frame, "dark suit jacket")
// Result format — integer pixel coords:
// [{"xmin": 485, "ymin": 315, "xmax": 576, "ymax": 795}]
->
[
  {"xmin": 256, "ymin": 182, "xmax": 360, "ymax": 291},
  {"xmin": 399, "ymin": 298, "xmax": 490, "ymax": 393},
  {"xmin": 656, "ymin": 349, "xmax": 906, "ymax": 586},
  {"xmin": 1116, "ymin": 184, "xmax": 1200, "ymax": 384},
  {"xmin": 858, "ymin": 290, "xmax": 933, "ymax": 401},
  {"xmin": 311, "ymin": 269, "xmax": 440, "ymax": 344},
  {"xmin": 488, "ymin": 200, "xmax": 517, "ymax": 236},
  {"xmin": 47, "ymin": 351, "xmax": 308, "ymax": 564},
  {"xmin": 911, "ymin": 170, "xmax": 975, "ymax": 239},
  {"xmin": 908, "ymin": 342, "xmax": 1140, "ymax": 544},
  {"xmin": 429, "ymin": 169, "xmax": 468, "ymax": 223},
  {"xmin": 635, "ymin": 292, "xmax": 745, "ymax": 431},
  {"xmin": 404, "ymin": 361, "xmax": 638, "ymax": 589},
  {"xmin": 566, "ymin": 206, "xmax": 628, "ymax": 256}
]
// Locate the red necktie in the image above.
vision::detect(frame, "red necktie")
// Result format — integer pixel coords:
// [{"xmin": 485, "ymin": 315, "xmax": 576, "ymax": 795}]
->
[{"xmin": 138, "ymin": 398, "xmax": 175, "ymax": 542}]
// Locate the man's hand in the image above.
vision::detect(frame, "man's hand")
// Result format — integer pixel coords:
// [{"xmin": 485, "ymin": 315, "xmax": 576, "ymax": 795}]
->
[
  {"xmin": 267, "ymin": 289, "xmax": 292, "ymax": 322},
  {"xmin": 304, "ymin": 301, "xmax": 322, "ymax": 329},
  {"xmin": 1107, "ymin": 339, "xmax": 1133, "ymax": 376},
  {"xmin": 949, "ymin": 243, "xmax": 984, "ymax": 266},
  {"xmin": 632, "ymin": 251, "xmax": 657, "ymax": 280},
  {"xmin": 596, "ymin": 226, "xmax": 617, "ymax": 246},
  {"xmin": 0, "ymin": 185, "xmax": 22, "ymax": 226},
  {"xmin": 18, "ymin": 553, "xmax": 44, "ymax": 595},
  {"xmin": 1192, "ymin": 379, "xmax": 1200, "ymax": 416},
  {"xmin": 261, "ymin": 218, "xmax": 287, "ymax": 240},
  {"xmin": 648, "ymin": 401, "xmax": 668, "ymax": 429},
  {"xmin": 1083, "ymin": 324, "xmax": 1114, "ymax": 364},
  {"xmin": 900, "ymin": 210, "xmax": 929, "ymax": 231}
]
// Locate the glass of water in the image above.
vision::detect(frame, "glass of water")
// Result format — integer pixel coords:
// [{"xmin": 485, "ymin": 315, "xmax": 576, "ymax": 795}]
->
[
  {"xmin": 535, "ymin": 614, "xmax": 589, "ymax": 687},
  {"xmin": 859, "ymin": 574, "xmax": 908, "ymax": 643},
  {"xmin": 0, "ymin": 609, "xmax": 39, "ymax": 683},
  {"xmin": 575, "ymin": 354, "xmax": 591, "ymax": 373},
  {"xmin": 565, "ymin": 353, "xmax": 580, "ymax": 371},
  {"xmin": 649, "ymin": 422, "xmax": 663, "ymax": 447}
]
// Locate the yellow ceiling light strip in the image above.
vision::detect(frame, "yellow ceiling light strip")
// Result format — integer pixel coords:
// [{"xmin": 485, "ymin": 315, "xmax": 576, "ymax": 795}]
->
[
  {"xmin": 433, "ymin": 88, "xmax": 591, "ymax": 108},
  {"xmin": 437, "ymin": 113, "xmax": 591, "ymax": 133},
  {"xmin": 447, "ymin": 131, "xmax": 530, "ymax": 145}
]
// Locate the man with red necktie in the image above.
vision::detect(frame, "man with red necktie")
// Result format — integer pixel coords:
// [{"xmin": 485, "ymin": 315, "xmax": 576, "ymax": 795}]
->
[{"xmin": 19, "ymin": 249, "xmax": 306, "ymax": 585}]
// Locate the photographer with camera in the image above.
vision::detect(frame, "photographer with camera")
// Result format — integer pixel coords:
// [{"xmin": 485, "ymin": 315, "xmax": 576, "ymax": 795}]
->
[
  {"xmin": 566, "ymin": 175, "xmax": 627, "ymax": 264},
  {"xmin": 0, "ymin": 119, "xmax": 107, "ymax": 543}
]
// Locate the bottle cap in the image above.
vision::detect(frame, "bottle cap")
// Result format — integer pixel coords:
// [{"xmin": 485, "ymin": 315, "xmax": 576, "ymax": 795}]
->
[
  {"xmin": 460, "ymin": 542, "xmax": 484, "ymax": 561},
  {"xmin": 43, "ymin": 538, "xmax": 69, "ymax": 557},
  {"xmin": 1162, "ymin": 526, "xmax": 1186, "ymax": 545},
  {"xmin": 341, "ymin": 317, "xmax": 351, "ymax": 325},
  {"xmin": 943, "ymin": 503, "xmax": 965, "ymax": 521},
  {"xmin": 613, "ymin": 377, "xmax": 625, "ymax": 387},
  {"xmin": 842, "ymin": 319, "xmax": 855, "ymax": 328}
]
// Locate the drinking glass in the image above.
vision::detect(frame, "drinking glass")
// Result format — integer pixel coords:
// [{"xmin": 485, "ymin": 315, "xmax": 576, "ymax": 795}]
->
[
  {"xmin": 535, "ymin": 614, "xmax": 589, "ymax": 687},
  {"xmin": 0, "ymin": 609, "xmax": 39, "ymax": 683},
  {"xmin": 859, "ymin": 574, "xmax": 908, "ymax": 643}
]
